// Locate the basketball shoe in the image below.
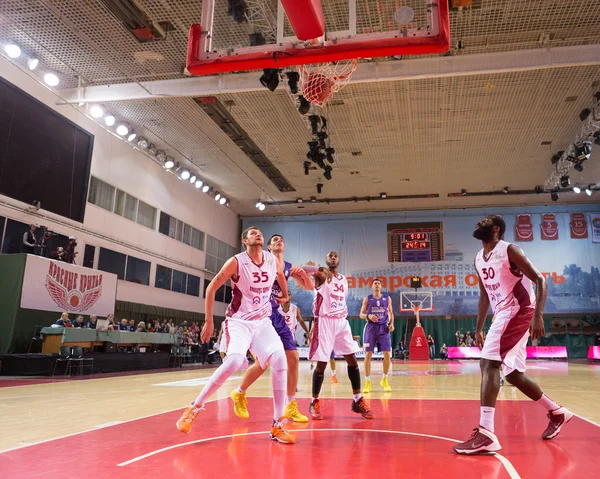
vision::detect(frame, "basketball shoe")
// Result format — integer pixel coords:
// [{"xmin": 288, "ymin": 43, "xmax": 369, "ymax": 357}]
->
[
  {"xmin": 308, "ymin": 399, "xmax": 323, "ymax": 420},
  {"xmin": 270, "ymin": 417, "xmax": 295, "ymax": 444},
  {"xmin": 231, "ymin": 389, "xmax": 249, "ymax": 419},
  {"xmin": 454, "ymin": 427, "xmax": 502, "ymax": 455},
  {"xmin": 284, "ymin": 400, "xmax": 308, "ymax": 422},
  {"xmin": 363, "ymin": 380, "xmax": 371, "ymax": 394},
  {"xmin": 176, "ymin": 403, "xmax": 204, "ymax": 434},
  {"xmin": 351, "ymin": 397, "xmax": 374, "ymax": 419},
  {"xmin": 380, "ymin": 377, "xmax": 392, "ymax": 392},
  {"xmin": 542, "ymin": 407, "xmax": 574, "ymax": 440}
]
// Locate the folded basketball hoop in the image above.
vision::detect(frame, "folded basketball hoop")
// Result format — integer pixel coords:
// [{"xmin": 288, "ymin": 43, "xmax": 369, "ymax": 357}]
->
[{"xmin": 298, "ymin": 60, "xmax": 357, "ymax": 107}]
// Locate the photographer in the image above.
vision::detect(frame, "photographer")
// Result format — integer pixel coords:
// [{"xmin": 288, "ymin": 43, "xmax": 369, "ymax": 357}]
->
[
  {"xmin": 22, "ymin": 225, "xmax": 37, "ymax": 254},
  {"xmin": 64, "ymin": 236, "xmax": 78, "ymax": 264},
  {"xmin": 39, "ymin": 227, "xmax": 57, "ymax": 258}
]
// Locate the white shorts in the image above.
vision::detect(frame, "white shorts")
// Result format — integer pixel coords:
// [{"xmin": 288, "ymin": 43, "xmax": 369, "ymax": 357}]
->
[
  {"xmin": 481, "ymin": 309, "xmax": 533, "ymax": 376},
  {"xmin": 219, "ymin": 333, "xmax": 226, "ymax": 353},
  {"xmin": 309, "ymin": 317, "xmax": 361, "ymax": 362},
  {"xmin": 222, "ymin": 317, "xmax": 284, "ymax": 369}
]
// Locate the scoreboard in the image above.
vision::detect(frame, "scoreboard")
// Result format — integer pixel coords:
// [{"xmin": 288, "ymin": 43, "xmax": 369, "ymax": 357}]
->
[{"xmin": 387, "ymin": 222, "xmax": 444, "ymax": 262}]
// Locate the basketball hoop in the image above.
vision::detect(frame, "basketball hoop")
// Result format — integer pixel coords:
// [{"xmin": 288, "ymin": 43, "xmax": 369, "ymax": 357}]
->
[{"xmin": 298, "ymin": 59, "xmax": 358, "ymax": 107}]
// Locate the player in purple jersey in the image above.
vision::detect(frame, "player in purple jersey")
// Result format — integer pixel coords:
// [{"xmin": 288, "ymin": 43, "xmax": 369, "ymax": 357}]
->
[
  {"xmin": 231, "ymin": 234, "xmax": 314, "ymax": 423},
  {"xmin": 359, "ymin": 278, "xmax": 394, "ymax": 393}
]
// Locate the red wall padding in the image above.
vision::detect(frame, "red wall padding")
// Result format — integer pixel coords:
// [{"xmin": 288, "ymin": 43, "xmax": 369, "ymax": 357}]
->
[{"xmin": 280, "ymin": 0, "xmax": 325, "ymax": 41}]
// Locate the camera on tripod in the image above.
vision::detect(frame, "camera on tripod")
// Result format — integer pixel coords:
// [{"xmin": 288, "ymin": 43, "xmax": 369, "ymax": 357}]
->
[{"xmin": 39, "ymin": 226, "xmax": 58, "ymax": 239}]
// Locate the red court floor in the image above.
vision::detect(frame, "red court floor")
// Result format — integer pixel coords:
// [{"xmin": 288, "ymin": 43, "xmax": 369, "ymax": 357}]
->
[{"xmin": 1, "ymin": 397, "xmax": 598, "ymax": 479}]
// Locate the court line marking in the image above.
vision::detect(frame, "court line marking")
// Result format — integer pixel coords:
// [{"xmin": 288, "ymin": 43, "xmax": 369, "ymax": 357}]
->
[{"xmin": 117, "ymin": 428, "xmax": 521, "ymax": 478}]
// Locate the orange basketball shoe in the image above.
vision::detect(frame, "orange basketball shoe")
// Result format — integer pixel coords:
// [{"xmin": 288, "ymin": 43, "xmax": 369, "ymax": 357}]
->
[
  {"xmin": 351, "ymin": 397, "xmax": 374, "ymax": 419},
  {"xmin": 332, "ymin": 374, "xmax": 339, "ymax": 384},
  {"xmin": 309, "ymin": 399, "xmax": 323, "ymax": 420},
  {"xmin": 270, "ymin": 417, "xmax": 296, "ymax": 444},
  {"xmin": 176, "ymin": 403, "xmax": 203, "ymax": 434}
]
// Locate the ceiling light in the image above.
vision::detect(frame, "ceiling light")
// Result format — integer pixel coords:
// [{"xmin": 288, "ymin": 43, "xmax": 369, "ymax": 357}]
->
[
  {"xmin": 296, "ymin": 198, "xmax": 303, "ymax": 203},
  {"xmin": 104, "ymin": 113, "xmax": 116, "ymax": 127},
  {"xmin": 310, "ymin": 196, "xmax": 317, "ymax": 203},
  {"xmin": 380, "ymin": 192, "xmax": 387, "ymax": 199},
  {"xmin": 255, "ymin": 201, "xmax": 263, "ymax": 209},
  {"xmin": 317, "ymin": 183, "xmax": 323, "ymax": 194},
  {"xmin": 586, "ymin": 185, "xmax": 593, "ymax": 196},
  {"xmin": 325, "ymin": 147, "xmax": 335, "ymax": 164},
  {"xmin": 534, "ymin": 186, "xmax": 544, "ymax": 194},
  {"xmin": 202, "ymin": 184, "xmax": 210, "ymax": 193},
  {"xmin": 551, "ymin": 151, "xmax": 563, "ymax": 164},
  {"xmin": 90, "ymin": 105, "xmax": 104, "ymax": 118},
  {"xmin": 559, "ymin": 176, "xmax": 570, "ymax": 188},
  {"xmin": 286, "ymin": 71, "xmax": 300, "ymax": 94},
  {"xmin": 551, "ymin": 192, "xmax": 559, "ymax": 202},
  {"xmin": 298, "ymin": 96, "xmax": 311, "ymax": 115},
  {"xmin": 259, "ymin": 68, "xmax": 280, "ymax": 92},
  {"xmin": 27, "ymin": 58, "xmax": 39, "ymax": 70},
  {"xmin": 180, "ymin": 169, "xmax": 191, "ymax": 180},
  {"xmin": 137, "ymin": 137, "xmax": 149, "ymax": 149},
  {"xmin": 156, "ymin": 150, "xmax": 166, "ymax": 162},
  {"xmin": 195, "ymin": 179, "xmax": 203, "ymax": 189},
  {"xmin": 574, "ymin": 141, "xmax": 592, "ymax": 161},
  {"xmin": 5, "ymin": 44, "xmax": 21, "ymax": 59},
  {"xmin": 189, "ymin": 175, "xmax": 197, "ymax": 184},
  {"xmin": 148, "ymin": 144, "xmax": 157, "ymax": 156},
  {"xmin": 574, "ymin": 163, "xmax": 584, "ymax": 172},
  {"xmin": 43, "ymin": 73, "xmax": 60, "ymax": 87},
  {"xmin": 225, "ymin": 199, "xmax": 231, "ymax": 207},
  {"xmin": 323, "ymin": 166, "xmax": 332, "ymax": 181},
  {"xmin": 580, "ymin": 108, "xmax": 591, "ymax": 121},
  {"xmin": 78, "ymin": 102, "xmax": 85, "ymax": 107},
  {"xmin": 215, "ymin": 192, "xmax": 221, "ymax": 201},
  {"xmin": 573, "ymin": 186, "xmax": 581, "ymax": 194},
  {"xmin": 116, "ymin": 123, "xmax": 130, "ymax": 136},
  {"xmin": 502, "ymin": 186, "xmax": 509, "ymax": 194},
  {"xmin": 164, "ymin": 157, "xmax": 175, "ymax": 169},
  {"xmin": 219, "ymin": 196, "xmax": 227, "ymax": 205},
  {"xmin": 127, "ymin": 131, "xmax": 137, "ymax": 141},
  {"xmin": 461, "ymin": 189, "xmax": 467, "ymax": 196},
  {"xmin": 258, "ymin": 203, "xmax": 266, "ymax": 211}
]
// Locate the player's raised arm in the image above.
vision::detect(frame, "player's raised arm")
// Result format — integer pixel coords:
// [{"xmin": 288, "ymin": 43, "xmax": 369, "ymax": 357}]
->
[
  {"xmin": 203, "ymin": 257, "xmax": 238, "ymax": 342},
  {"xmin": 289, "ymin": 264, "xmax": 315, "ymax": 290},
  {"xmin": 274, "ymin": 258, "xmax": 290, "ymax": 305}
]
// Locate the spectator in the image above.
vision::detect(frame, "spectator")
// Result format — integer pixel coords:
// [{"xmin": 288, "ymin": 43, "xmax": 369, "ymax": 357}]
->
[
  {"xmin": 440, "ymin": 343, "xmax": 448, "ymax": 360},
  {"xmin": 50, "ymin": 247, "xmax": 66, "ymax": 261},
  {"xmin": 168, "ymin": 320, "xmax": 176, "ymax": 334},
  {"xmin": 107, "ymin": 313, "xmax": 116, "ymax": 331},
  {"xmin": 161, "ymin": 319, "xmax": 168, "ymax": 332},
  {"xmin": 465, "ymin": 332, "xmax": 474, "ymax": 347},
  {"xmin": 73, "ymin": 315, "xmax": 86, "ymax": 328},
  {"xmin": 394, "ymin": 340, "xmax": 406, "ymax": 360},
  {"xmin": 22, "ymin": 224, "xmax": 37, "ymax": 254},
  {"xmin": 136, "ymin": 321, "xmax": 147, "ymax": 333},
  {"xmin": 177, "ymin": 326, "xmax": 186, "ymax": 346},
  {"xmin": 128, "ymin": 319, "xmax": 136, "ymax": 332},
  {"xmin": 455, "ymin": 329, "xmax": 462, "ymax": 346},
  {"xmin": 119, "ymin": 318, "xmax": 129, "ymax": 331},
  {"xmin": 87, "ymin": 314, "xmax": 97, "ymax": 329},
  {"xmin": 427, "ymin": 334, "xmax": 435, "ymax": 359},
  {"xmin": 55, "ymin": 312, "xmax": 72, "ymax": 327}
]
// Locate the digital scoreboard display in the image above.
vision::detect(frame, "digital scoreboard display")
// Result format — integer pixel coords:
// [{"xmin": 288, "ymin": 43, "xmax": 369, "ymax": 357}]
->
[{"xmin": 387, "ymin": 222, "xmax": 444, "ymax": 262}]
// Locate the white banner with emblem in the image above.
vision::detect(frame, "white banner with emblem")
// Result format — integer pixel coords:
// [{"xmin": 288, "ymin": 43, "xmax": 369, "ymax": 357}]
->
[{"xmin": 20, "ymin": 255, "xmax": 118, "ymax": 316}]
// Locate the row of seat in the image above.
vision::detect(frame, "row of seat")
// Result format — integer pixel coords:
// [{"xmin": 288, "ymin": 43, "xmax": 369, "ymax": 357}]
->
[{"xmin": 51, "ymin": 346, "xmax": 94, "ymax": 377}]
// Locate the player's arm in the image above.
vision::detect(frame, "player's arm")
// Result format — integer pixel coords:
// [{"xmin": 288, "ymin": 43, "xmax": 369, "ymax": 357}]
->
[
  {"xmin": 387, "ymin": 296, "xmax": 395, "ymax": 332},
  {"xmin": 474, "ymin": 261, "xmax": 490, "ymax": 349},
  {"xmin": 359, "ymin": 297, "xmax": 369, "ymax": 320},
  {"xmin": 508, "ymin": 244, "xmax": 547, "ymax": 341},
  {"xmin": 203, "ymin": 257, "xmax": 237, "ymax": 342},
  {"xmin": 289, "ymin": 265, "xmax": 315, "ymax": 291},
  {"xmin": 296, "ymin": 308, "xmax": 309, "ymax": 334},
  {"xmin": 275, "ymin": 259, "xmax": 290, "ymax": 305},
  {"xmin": 307, "ymin": 322, "xmax": 314, "ymax": 345}
]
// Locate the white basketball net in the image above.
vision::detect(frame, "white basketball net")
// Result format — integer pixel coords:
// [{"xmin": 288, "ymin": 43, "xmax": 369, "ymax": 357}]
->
[{"xmin": 298, "ymin": 60, "xmax": 358, "ymax": 107}]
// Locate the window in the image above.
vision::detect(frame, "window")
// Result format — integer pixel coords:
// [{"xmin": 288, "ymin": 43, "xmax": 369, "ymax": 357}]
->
[
  {"xmin": 191, "ymin": 228, "xmax": 204, "ymax": 250},
  {"xmin": 172, "ymin": 269, "xmax": 187, "ymax": 293},
  {"xmin": 155, "ymin": 264, "xmax": 172, "ymax": 290},
  {"xmin": 88, "ymin": 177, "xmax": 115, "ymax": 212},
  {"xmin": 205, "ymin": 235, "xmax": 236, "ymax": 273},
  {"xmin": 115, "ymin": 189, "xmax": 138, "ymax": 221},
  {"xmin": 203, "ymin": 278, "xmax": 230, "ymax": 303},
  {"xmin": 126, "ymin": 256, "xmax": 151, "ymax": 285},
  {"xmin": 83, "ymin": 244, "xmax": 95, "ymax": 268},
  {"xmin": 205, "ymin": 255, "xmax": 217, "ymax": 273},
  {"xmin": 224, "ymin": 285, "xmax": 232, "ymax": 303},
  {"xmin": 183, "ymin": 223, "xmax": 192, "ymax": 245},
  {"xmin": 176, "ymin": 220, "xmax": 183, "ymax": 242},
  {"xmin": 187, "ymin": 274, "xmax": 200, "ymax": 297},
  {"xmin": 137, "ymin": 200, "xmax": 156, "ymax": 230},
  {"xmin": 98, "ymin": 247, "xmax": 126, "ymax": 280},
  {"xmin": 157, "ymin": 212, "xmax": 205, "ymax": 250}
]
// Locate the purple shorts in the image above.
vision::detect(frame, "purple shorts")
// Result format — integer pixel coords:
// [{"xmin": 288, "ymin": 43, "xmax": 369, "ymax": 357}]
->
[
  {"xmin": 271, "ymin": 309, "xmax": 297, "ymax": 351},
  {"xmin": 363, "ymin": 322, "xmax": 391, "ymax": 352}
]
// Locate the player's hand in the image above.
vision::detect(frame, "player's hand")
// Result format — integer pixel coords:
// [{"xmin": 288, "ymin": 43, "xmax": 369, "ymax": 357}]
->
[
  {"xmin": 275, "ymin": 294, "xmax": 289, "ymax": 305},
  {"xmin": 304, "ymin": 261, "xmax": 316, "ymax": 266},
  {"xmin": 474, "ymin": 330, "xmax": 485, "ymax": 350},
  {"xmin": 201, "ymin": 320, "xmax": 214, "ymax": 343},
  {"xmin": 388, "ymin": 323, "xmax": 395, "ymax": 333},
  {"xmin": 290, "ymin": 265, "xmax": 304, "ymax": 276},
  {"xmin": 367, "ymin": 314, "xmax": 379, "ymax": 323},
  {"xmin": 529, "ymin": 314, "xmax": 545, "ymax": 341}
]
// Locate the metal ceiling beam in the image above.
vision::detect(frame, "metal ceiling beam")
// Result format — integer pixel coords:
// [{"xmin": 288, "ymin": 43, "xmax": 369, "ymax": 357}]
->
[{"xmin": 57, "ymin": 44, "xmax": 600, "ymax": 104}]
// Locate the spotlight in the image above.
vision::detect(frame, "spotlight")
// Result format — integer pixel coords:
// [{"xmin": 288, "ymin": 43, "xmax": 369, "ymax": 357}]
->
[
  {"xmin": 189, "ymin": 175, "xmax": 197, "ymax": 183},
  {"xmin": 380, "ymin": 192, "xmax": 387, "ymax": 199},
  {"xmin": 286, "ymin": 71, "xmax": 300, "ymax": 94},
  {"xmin": 502, "ymin": 186, "xmax": 509, "ymax": 194},
  {"xmin": 461, "ymin": 189, "xmax": 467, "ymax": 196},
  {"xmin": 27, "ymin": 58, "xmax": 39, "ymax": 70},
  {"xmin": 317, "ymin": 131, "xmax": 328, "ymax": 149},
  {"xmin": 574, "ymin": 141, "xmax": 592, "ymax": 161},
  {"xmin": 249, "ymin": 32, "xmax": 266, "ymax": 46},
  {"xmin": 534, "ymin": 186, "xmax": 544, "ymax": 194},
  {"xmin": 551, "ymin": 151, "xmax": 564, "ymax": 164},
  {"xmin": 195, "ymin": 179, "xmax": 203, "ymax": 189},
  {"xmin": 164, "ymin": 157, "xmax": 175, "ymax": 169},
  {"xmin": 580, "ymin": 108, "xmax": 591, "ymax": 121},
  {"xmin": 586, "ymin": 185, "xmax": 593, "ymax": 196},
  {"xmin": 228, "ymin": 0, "xmax": 248, "ymax": 23},
  {"xmin": 296, "ymin": 198, "xmax": 303, "ymax": 203},
  {"xmin": 156, "ymin": 150, "xmax": 167, "ymax": 162},
  {"xmin": 323, "ymin": 166, "xmax": 332, "ymax": 181},
  {"xmin": 43, "ymin": 73, "xmax": 60, "ymax": 87},
  {"xmin": 573, "ymin": 186, "xmax": 581, "ymax": 194},
  {"xmin": 595, "ymin": 131, "xmax": 600, "ymax": 146},
  {"xmin": 148, "ymin": 144, "xmax": 157, "ymax": 156},
  {"xmin": 317, "ymin": 183, "xmax": 323, "ymax": 194},
  {"xmin": 215, "ymin": 192, "xmax": 222, "ymax": 201},
  {"xmin": 180, "ymin": 169, "xmax": 191, "ymax": 180},
  {"xmin": 325, "ymin": 147, "xmax": 335, "ymax": 163},
  {"xmin": 307, "ymin": 141, "xmax": 319, "ymax": 157},
  {"xmin": 116, "ymin": 123, "xmax": 130, "ymax": 136},
  {"xmin": 258, "ymin": 203, "xmax": 266, "ymax": 211},
  {"xmin": 259, "ymin": 69, "xmax": 280, "ymax": 92},
  {"xmin": 90, "ymin": 105, "xmax": 104, "ymax": 118},
  {"xmin": 310, "ymin": 196, "xmax": 317, "ymax": 203},
  {"xmin": 127, "ymin": 131, "xmax": 137, "ymax": 142},
  {"xmin": 551, "ymin": 192, "xmax": 559, "ymax": 202},
  {"xmin": 303, "ymin": 161, "xmax": 311, "ymax": 175},
  {"xmin": 298, "ymin": 96, "xmax": 311, "ymax": 115},
  {"xmin": 574, "ymin": 162, "xmax": 584, "ymax": 172},
  {"xmin": 137, "ymin": 137, "xmax": 149, "ymax": 149},
  {"xmin": 202, "ymin": 184, "xmax": 210, "ymax": 193},
  {"xmin": 255, "ymin": 201, "xmax": 263, "ymax": 209},
  {"xmin": 225, "ymin": 199, "xmax": 231, "ymax": 207},
  {"xmin": 560, "ymin": 175, "xmax": 570, "ymax": 188},
  {"xmin": 309, "ymin": 115, "xmax": 320, "ymax": 135},
  {"xmin": 104, "ymin": 113, "xmax": 116, "ymax": 127},
  {"xmin": 219, "ymin": 196, "xmax": 227, "ymax": 205},
  {"xmin": 5, "ymin": 44, "xmax": 21, "ymax": 58}
]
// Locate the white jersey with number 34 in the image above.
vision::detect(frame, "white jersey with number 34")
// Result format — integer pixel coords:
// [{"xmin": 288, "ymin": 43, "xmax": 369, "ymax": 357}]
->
[{"xmin": 313, "ymin": 274, "xmax": 348, "ymax": 320}]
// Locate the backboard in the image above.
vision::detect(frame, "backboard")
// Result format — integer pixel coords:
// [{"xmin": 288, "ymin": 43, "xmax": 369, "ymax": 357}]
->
[
  {"xmin": 400, "ymin": 291, "xmax": 433, "ymax": 313},
  {"xmin": 186, "ymin": 0, "xmax": 450, "ymax": 76}
]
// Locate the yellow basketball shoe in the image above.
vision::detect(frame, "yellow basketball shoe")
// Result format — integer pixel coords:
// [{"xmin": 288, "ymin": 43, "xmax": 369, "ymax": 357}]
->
[
  {"xmin": 284, "ymin": 400, "xmax": 309, "ymax": 423},
  {"xmin": 231, "ymin": 389, "xmax": 249, "ymax": 419},
  {"xmin": 176, "ymin": 404, "xmax": 203, "ymax": 434},
  {"xmin": 380, "ymin": 377, "xmax": 392, "ymax": 392},
  {"xmin": 363, "ymin": 379, "xmax": 371, "ymax": 394}
]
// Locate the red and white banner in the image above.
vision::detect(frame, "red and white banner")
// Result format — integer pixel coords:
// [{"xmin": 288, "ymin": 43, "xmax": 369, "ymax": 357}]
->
[
  {"xmin": 515, "ymin": 214, "xmax": 534, "ymax": 241},
  {"xmin": 570, "ymin": 212, "xmax": 588, "ymax": 239},
  {"xmin": 20, "ymin": 255, "xmax": 117, "ymax": 316},
  {"xmin": 540, "ymin": 213, "xmax": 559, "ymax": 240}
]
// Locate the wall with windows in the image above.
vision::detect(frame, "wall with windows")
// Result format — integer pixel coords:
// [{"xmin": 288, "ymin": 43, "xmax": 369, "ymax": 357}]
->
[{"xmin": 0, "ymin": 58, "xmax": 240, "ymax": 315}]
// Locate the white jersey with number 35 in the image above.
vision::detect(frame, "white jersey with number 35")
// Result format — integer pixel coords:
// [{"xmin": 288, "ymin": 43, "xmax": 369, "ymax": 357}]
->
[
  {"xmin": 226, "ymin": 250, "xmax": 278, "ymax": 321},
  {"xmin": 314, "ymin": 274, "xmax": 348, "ymax": 320},
  {"xmin": 475, "ymin": 240, "xmax": 535, "ymax": 316}
]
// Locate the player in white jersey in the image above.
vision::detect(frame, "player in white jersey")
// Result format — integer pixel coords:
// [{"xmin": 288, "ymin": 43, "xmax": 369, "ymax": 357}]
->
[
  {"xmin": 307, "ymin": 251, "xmax": 374, "ymax": 420},
  {"xmin": 176, "ymin": 226, "xmax": 295, "ymax": 444},
  {"xmin": 454, "ymin": 215, "xmax": 572, "ymax": 455},
  {"xmin": 278, "ymin": 293, "xmax": 310, "ymax": 338}
]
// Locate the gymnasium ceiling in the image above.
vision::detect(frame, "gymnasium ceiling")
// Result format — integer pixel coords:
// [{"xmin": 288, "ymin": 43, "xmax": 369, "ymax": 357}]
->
[{"xmin": 1, "ymin": 0, "xmax": 600, "ymax": 217}]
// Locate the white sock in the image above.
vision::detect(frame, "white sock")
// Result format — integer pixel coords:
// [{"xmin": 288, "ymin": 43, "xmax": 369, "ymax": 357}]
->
[
  {"xmin": 365, "ymin": 376, "xmax": 370, "ymax": 381},
  {"xmin": 479, "ymin": 406, "xmax": 495, "ymax": 433},
  {"xmin": 237, "ymin": 386, "xmax": 246, "ymax": 394},
  {"xmin": 383, "ymin": 374, "xmax": 388, "ymax": 378},
  {"xmin": 353, "ymin": 393, "xmax": 362, "ymax": 402},
  {"xmin": 273, "ymin": 389, "xmax": 286, "ymax": 421},
  {"xmin": 537, "ymin": 393, "xmax": 560, "ymax": 412},
  {"xmin": 286, "ymin": 395, "xmax": 295, "ymax": 404},
  {"xmin": 331, "ymin": 370, "xmax": 336, "ymax": 376}
]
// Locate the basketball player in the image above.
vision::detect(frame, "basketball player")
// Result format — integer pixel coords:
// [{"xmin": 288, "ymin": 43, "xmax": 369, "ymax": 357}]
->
[
  {"xmin": 176, "ymin": 226, "xmax": 295, "ymax": 444},
  {"xmin": 231, "ymin": 234, "xmax": 314, "ymax": 423},
  {"xmin": 454, "ymin": 215, "xmax": 572, "ymax": 455},
  {"xmin": 359, "ymin": 278, "xmax": 394, "ymax": 393},
  {"xmin": 308, "ymin": 251, "xmax": 373, "ymax": 420},
  {"xmin": 279, "ymin": 293, "xmax": 310, "ymax": 341}
]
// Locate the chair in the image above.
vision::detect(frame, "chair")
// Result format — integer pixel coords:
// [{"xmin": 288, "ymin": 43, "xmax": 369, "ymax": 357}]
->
[
  {"xmin": 52, "ymin": 346, "xmax": 72, "ymax": 378},
  {"xmin": 71, "ymin": 346, "xmax": 94, "ymax": 376},
  {"xmin": 169, "ymin": 345, "xmax": 183, "ymax": 368},
  {"xmin": 27, "ymin": 325, "xmax": 44, "ymax": 353}
]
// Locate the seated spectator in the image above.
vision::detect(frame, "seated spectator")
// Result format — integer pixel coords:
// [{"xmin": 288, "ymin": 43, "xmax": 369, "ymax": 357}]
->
[
  {"xmin": 465, "ymin": 332, "xmax": 474, "ymax": 347},
  {"xmin": 177, "ymin": 326, "xmax": 186, "ymax": 346},
  {"xmin": 72, "ymin": 315, "xmax": 86, "ymax": 328},
  {"xmin": 394, "ymin": 340, "xmax": 406, "ymax": 360},
  {"xmin": 87, "ymin": 314, "xmax": 97, "ymax": 329},
  {"xmin": 168, "ymin": 320, "xmax": 176, "ymax": 334},
  {"xmin": 119, "ymin": 318, "xmax": 129, "ymax": 331},
  {"xmin": 128, "ymin": 319, "xmax": 136, "ymax": 332},
  {"xmin": 440, "ymin": 343, "xmax": 448, "ymax": 360},
  {"xmin": 136, "ymin": 321, "xmax": 147, "ymax": 333},
  {"xmin": 106, "ymin": 313, "xmax": 116, "ymax": 331},
  {"xmin": 56, "ymin": 312, "xmax": 72, "ymax": 327}
]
